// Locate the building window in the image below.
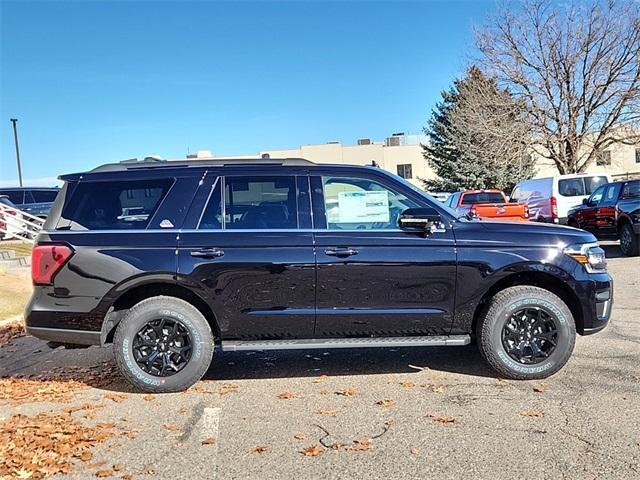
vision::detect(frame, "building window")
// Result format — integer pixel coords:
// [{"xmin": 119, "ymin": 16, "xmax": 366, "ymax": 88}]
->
[
  {"xmin": 635, "ymin": 148, "xmax": 640, "ymax": 164},
  {"xmin": 397, "ymin": 164, "xmax": 413, "ymax": 179},
  {"xmin": 596, "ymin": 150, "xmax": 611, "ymax": 166}
]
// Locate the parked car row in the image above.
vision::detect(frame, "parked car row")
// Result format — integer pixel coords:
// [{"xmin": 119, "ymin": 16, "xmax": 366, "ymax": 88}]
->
[
  {"xmin": 444, "ymin": 189, "xmax": 529, "ymax": 221},
  {"xmin": 0, "ymin": 187, "xmax": 59, "ymax": 219}
]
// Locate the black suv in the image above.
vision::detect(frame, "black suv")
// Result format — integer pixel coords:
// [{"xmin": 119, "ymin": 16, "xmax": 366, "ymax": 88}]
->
[
  {"xmin": 25, "ymin": 158, "xmax": 613, "ymax": 392},
  {"xmin": 567, "ymin": 179, "xmax": 640, "ymax": 256}
]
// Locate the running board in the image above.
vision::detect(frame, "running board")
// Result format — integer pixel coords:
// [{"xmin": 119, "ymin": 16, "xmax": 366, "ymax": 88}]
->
[{"xmin": 221, "ymin": 335, "xmax": 471, "ymax": 352}]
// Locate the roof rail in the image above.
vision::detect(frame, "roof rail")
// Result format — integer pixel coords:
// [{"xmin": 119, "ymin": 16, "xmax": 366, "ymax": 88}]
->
[{"xmin": 89, "ymin": 157, "xmax": 316, "ymax": 173}]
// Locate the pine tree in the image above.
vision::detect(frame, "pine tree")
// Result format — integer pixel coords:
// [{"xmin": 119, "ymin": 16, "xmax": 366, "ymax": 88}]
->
[{"xmin": 422, "ymin": 66, "xmax": 535, "ymax": 192}]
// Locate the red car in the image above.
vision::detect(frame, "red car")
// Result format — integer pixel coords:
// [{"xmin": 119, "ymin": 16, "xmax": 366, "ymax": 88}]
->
[{"xmin": 445, "ymin": 189, "xmax": 529, "ymax": 221}]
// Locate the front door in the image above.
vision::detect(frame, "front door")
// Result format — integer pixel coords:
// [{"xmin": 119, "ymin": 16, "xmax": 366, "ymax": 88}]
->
[
  {"xmin": 178, "ymin": 173, "xmax": 316, "ymax": 340},
  {"xmin": 580, "ymin": 185, "xmax": 606, "ymax": 234},
  {"xmin": 311, "ymin": 172, "xmax": 457, "ymax": 337},
  {"xmin": 596, "ymin": 183, "xmax": 622, "ymax": 238}
]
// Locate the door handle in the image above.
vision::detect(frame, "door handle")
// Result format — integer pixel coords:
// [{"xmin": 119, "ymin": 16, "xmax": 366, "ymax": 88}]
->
[
  {"xmin": 324, "ymin": 248, "xmax": 358, "ymax": 257},
  {"xmin": 190, "ymin": 248, "xmax": 225, "ymax": 259}
]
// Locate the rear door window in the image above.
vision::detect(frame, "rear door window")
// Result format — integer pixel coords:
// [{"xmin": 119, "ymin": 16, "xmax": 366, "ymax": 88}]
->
[
  {"xmin": 31, "ymin": 190, "xmax": 59, "ymax": 203},
  {"xmin": 223, "ymin": 176, "xmax": 298, "ymax": 230},
  {"xmin": 460, "ymin": 192, "xmax": 505, "ymax": 205},
  {"xmin": 60, "ymin": 178, "xmax": 174, "ymax": 230},
  {"xmin": 600, "ymin": 184, "xmax": 622, "ymax": 206},
  {"xmin": 622, "ymin": 180, "xmax": 640, "ymax": 199}
]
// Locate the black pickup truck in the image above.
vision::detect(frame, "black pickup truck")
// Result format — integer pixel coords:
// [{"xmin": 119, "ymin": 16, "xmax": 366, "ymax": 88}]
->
[{"xmin": 568, "ymin": 179, "xmax": 640, "ymax": 256}]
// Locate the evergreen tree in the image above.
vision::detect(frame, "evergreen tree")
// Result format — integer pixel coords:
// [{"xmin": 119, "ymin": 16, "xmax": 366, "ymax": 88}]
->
[{"xmin": 423, "ymin": 67, "xmax": 535, "ymax": 192}]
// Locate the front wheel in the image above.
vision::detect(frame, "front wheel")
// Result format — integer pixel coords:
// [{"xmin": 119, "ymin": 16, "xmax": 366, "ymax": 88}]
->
[
  {"xmin": 114, "ymin": 296, "xmax": 214, "ymax": 393},
  {"xmin": 477, "ymin": 286, "xmax": 576, "ymax": 380},
  {"xmin": 619, "ymin": 223, "xmax": 639, "ymax": 257}
]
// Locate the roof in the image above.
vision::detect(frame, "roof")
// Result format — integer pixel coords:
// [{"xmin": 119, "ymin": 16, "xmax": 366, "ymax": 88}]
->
[
  {"xmin": 0, "ymin": 186, "xmax": 60, "ymax": 190},
  {"xmin": 88, "ymin": 157, "xmax": 317, "ymax": 174}
]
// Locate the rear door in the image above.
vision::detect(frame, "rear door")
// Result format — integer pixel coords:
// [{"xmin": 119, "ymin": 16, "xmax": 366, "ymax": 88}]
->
[
  {"xmin": 177, "ymin": 170, "xmax": 316, "ymax": 340},
  {"xmin": 311, "ymin": 170, "xmax": 457, "ymax": 337}
]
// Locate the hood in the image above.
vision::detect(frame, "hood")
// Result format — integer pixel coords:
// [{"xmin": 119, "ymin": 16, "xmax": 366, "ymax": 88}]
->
[{"xmin": 454, "ymin": 219, "xmax": 596, "ymax": 248}]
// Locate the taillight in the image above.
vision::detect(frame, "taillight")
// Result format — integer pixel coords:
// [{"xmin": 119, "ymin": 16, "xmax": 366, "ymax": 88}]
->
[
  {"xmin": 31, "ymin": 244, "xmax": 73, "ymax": 285},
  {"xmin": 550, "ymin": 196, "xmax": 558, "ymax": 221}
]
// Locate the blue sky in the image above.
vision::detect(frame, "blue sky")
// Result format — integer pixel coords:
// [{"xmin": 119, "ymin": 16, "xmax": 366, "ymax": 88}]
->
[{"xmin": 0, "ymin": 0, "xmax": 494, "ymax": 186}]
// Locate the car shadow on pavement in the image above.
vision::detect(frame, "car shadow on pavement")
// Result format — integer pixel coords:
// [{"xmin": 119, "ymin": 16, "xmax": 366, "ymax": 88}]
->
[
  {"xmin": 600, "ymin": 242, "xmax": 623, "ymax": 259},
  {"xmin": 204, "ymin": 344, "xmax": 498, "ymax": 381}
]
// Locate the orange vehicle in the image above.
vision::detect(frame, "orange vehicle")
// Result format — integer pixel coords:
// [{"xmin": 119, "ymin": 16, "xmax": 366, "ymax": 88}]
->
[{"xmin": 444, "ymin": 189, "xmax": 529, "ymax": 221}]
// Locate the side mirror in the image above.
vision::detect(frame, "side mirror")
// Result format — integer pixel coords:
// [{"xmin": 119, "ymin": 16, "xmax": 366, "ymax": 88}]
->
[
  {"xmin": 398, "ymin": 207, "xmax": 443, "ymax": 232},
  {"xmin": 582, "ymin": 198, "xmax": 589, "ymax": 205}
]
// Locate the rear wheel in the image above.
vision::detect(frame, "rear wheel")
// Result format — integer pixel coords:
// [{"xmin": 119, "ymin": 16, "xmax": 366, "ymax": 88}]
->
[
  {"xmin": 619, "ymin": 223, "xmax": 639, "ymax": 257},
  {"xmin": 114, "ymin": 296, "xmax": 214, "ymax": 393},
  {"xmin": 477, "ymin": 286, "xmax": 576, "ymax": 380}
]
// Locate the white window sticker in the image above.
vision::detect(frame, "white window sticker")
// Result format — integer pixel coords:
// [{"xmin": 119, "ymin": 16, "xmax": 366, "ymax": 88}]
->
[{"xmin": 336, "ymin": 191, "xmax": 390, "ymax": 223}]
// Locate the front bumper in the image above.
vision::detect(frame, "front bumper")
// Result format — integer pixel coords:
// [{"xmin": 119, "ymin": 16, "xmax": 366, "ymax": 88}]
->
[{"xmin": 578, "ymin": 274, "xmax": 613, "ymax": 335}]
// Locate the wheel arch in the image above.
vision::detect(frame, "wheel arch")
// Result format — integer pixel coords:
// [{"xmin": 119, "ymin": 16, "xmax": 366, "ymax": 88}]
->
[
  {"xmin": 470, "ymin": 270, "xmax": 585, "ymax": 336},
  {"xmin": 101, "ymin": 281, "xmax": 221, "ymax": 344}
]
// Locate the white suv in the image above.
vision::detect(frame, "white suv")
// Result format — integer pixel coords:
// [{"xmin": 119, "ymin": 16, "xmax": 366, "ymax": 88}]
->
[{"xmin": 511, "ymin": 173, "xmax": 612, "ymax": 224}]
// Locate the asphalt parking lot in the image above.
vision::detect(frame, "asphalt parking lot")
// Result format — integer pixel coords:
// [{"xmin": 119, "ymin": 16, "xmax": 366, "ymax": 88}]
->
[{"xmin": 0, "ymin": 243, "xmax": 638, "ymax": 480}]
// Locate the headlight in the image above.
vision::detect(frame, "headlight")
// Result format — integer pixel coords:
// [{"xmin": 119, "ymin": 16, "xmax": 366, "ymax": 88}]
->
[{"xmin": 564, "ymin": 243, "xmax": 607, "ymax": 273}]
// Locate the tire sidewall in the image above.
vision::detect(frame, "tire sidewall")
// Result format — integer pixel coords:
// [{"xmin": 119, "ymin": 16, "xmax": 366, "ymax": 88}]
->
[
  {"xmin": 620, "ymin": 224, "xmax": 638, "ymax": 256},
  {"xmin": 487, "ymin": 295, "xmax": 575, "ymax": 377},
  {"xmin": 115, "ymin": 299, "xmax": 213, "ymax": 392}
]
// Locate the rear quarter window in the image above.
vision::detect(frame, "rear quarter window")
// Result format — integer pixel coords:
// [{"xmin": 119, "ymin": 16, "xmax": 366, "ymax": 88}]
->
[
  {"xmin": 59, "ymin": 178, "xmax": 174, "ymax": 230},
  {"xmin": 623, "ymin": 180, "xmax": 640, "ymax": 198}
]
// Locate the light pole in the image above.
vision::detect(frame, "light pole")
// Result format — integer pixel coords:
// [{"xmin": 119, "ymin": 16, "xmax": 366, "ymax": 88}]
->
[{"xmin": 10, "ymin": 118, "xmax": 23, "ymax": 187}]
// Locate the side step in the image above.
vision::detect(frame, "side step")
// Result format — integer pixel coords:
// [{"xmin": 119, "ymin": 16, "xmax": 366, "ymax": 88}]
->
[{"xmin": 222, "ymin": 335, "xmax": 471, "ymax": 352}]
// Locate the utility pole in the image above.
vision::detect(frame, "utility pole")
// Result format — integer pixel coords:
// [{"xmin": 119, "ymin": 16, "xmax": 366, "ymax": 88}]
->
[{"xmin": 10, "ymin": 118, "xmax": 23, "ymax": 187}]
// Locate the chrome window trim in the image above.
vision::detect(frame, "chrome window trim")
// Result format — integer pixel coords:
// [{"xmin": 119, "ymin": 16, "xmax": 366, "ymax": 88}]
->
[{"xmin": 42, "ymin": 228, "xmax": 433, "ymax": 234}]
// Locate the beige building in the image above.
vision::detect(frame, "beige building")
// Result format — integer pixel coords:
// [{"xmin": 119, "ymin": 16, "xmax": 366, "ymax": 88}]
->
[{"xmin": 194, "ymin": 132, "xmax": 639, "ymax": 190}]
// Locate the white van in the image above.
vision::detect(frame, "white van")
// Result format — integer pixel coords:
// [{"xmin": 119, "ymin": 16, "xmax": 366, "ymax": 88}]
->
[{"xmin": 510, "ymin": 173, "xmax": 612, "ymax": 224}]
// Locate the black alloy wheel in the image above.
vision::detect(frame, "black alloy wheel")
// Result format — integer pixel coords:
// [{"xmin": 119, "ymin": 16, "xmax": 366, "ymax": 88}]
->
[
  {"xmin": 501, "ymin": 307, "xmax": 558, "ymax": 364},
  {"xmin": 132, "ymin": 318, "xmax": 192, "ymax": 377}
]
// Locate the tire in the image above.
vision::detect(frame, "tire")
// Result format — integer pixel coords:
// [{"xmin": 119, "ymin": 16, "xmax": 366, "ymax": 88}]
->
[
  {"xmin": 476, "ymin": 286, "xmax": 576, "ymax": 380},
  {"xmin": 113, "ymin": 295, "xmax": 214, "ymax": 393},
  {"xmin": 619, "ymin": 223, "xmax": 639, "ymax": 257}
]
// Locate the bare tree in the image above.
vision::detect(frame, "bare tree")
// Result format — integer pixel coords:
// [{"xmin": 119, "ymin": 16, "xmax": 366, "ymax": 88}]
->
[{"xmin": 476, "ymin": 0, "xmax": 640, "ymax": 174}]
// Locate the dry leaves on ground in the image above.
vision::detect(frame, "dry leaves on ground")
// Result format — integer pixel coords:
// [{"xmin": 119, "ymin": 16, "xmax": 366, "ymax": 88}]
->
[
  {"xmin": 429, "ymin": 385, "xmax": 447, "ymax": 393},
  {"xmin": 217, "ymin": 383, "xmax": 239, "ymax": 395},
  {"xmin": 142, "ymin": 394, "xmax": 155, "ymax": 401},
  {"xmin": 347, "ymin": 437, "xmax": 372, "ymax": 452},
  {"xmin": 104, "ymin": 392, "xmax": 128, "ymax": 403},
  {"xmin": 376, "ymin": 399, "xmax": 396, "ymax": 408},
  {"xmin": 313, "ymin": 375, "xmax": 328, "ymax": 383},
  {"xmin": 293, "ymin": 434, "xmax": 305, "ymax": 440},
  {"xmin": 335, "ymin": 388, "xmax": 357, "ymax": 397},
  {"xmin": 410, "ymin": 447, "xmax": 420, "ymax": 455},
  {"xmin": 201, "ymin": 437, "xmax": 216, "ymax": 445},
  {"xmin": 163, "ymin": 423, "xmax": 180, "ymax": 432},
  {"xmin": 0, "ymin": 363, "xmax": 120, "ymax": 406},
  {"xmin": 249, "ymin": 445, "xmax": 268, "ymax": 454},
  {"xmin": 0, "ymin": 410, "xmax": 118, "ymax": 479},
  {"xmin": 399, "ymin": 380, "xmax": 416, "ymax": 388},
  {"xmin": 428, "ymin": 414, "xmax": 458, "ymax": 424},
  {"xmin": 0, "ymin": 321, "xmax": 25, "ymax": 346},
  {"xmin": 533, "ymin": 385, "xmax": 546, "ymax": 393},
  {"xmin": 300, "ymin": 445, "xmax": 324, "ymax": 457},
  {"xmin": 276, "ymin": 391, "xmax": 300, "ymax": 400}
]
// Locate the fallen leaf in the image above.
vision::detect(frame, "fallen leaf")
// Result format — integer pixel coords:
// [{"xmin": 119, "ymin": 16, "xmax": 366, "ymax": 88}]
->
[
  {"xmin": 411, "ymin": 447, "xmax": 420, "ymax": 455},
  {"xmin": 112, "ymin": 464, "xmax": 124, "ymax": 471},
  {"xmin": 428, "ymin": 414, "xmax": 457, "ymax": 424},
  {"xmin": 330, "ymin": 442, "xmax": 341, "ymax": 450},
  {"xmin": 79, "ymin": 451, "xmax": 93, "ymax": 461},
  {"xmin": 96, "ymin": 469, "xmax": 113, "ymax": 477},
  {"xmin": 376, "ymin": 399, "xmax": 396, "ymax": 407},
  {"xmin": 318, "ymin": 409, "xmax": 337, "ymax": 415},
  {"xmin": 122, "ymin": 475, "xmax": 133, "ymax": 480},
  {"xmin": 142, "ymin": 394, "xmax": 155, "ymax": 401},
  {"xmin": 142, "ymin": 468, "xmax": 155, "ymax": 474},
  {"xmin": 399, "ymin": 380, "xmax": 416, "ymax": 388},
  {"xmin": 163, "ymin": 423, "xmax": 180, "ymax": 432},
  {"xmin": 313, "ymin": 375, "xmax": 328, "ymax": 383},
  {"xmin": 201, "ymin": 437, "xmax": 216, "ymax": 445},
  {"xmin": 430, "ymin": 385, "xmax": 447, "ymax": 393},
  {"xmin": 335, "ymin": 388, "xmax": 357, "ymax": 396},
  {"xmin": 276, "ymin": 391, "xmax": 300, "ymax": 400},
  {"xmin": 104, "ymin": 392, "xmax": 128, "ymax": 403},
  {"xmin": 348, "ymin": 437, "xmax": 372, "ymax": 451},
  {"xmin": 520, "ymin": 411, "xmax": 543, "ymax": 417},
  {"xmin": 533, "ymin": 385, "xmax": 546, "ymax": 393},
  {"xmin": 177, "ymin": 407, "xmax": 190, "ymax": 414},
  {"xmin": 293, "ymin": 434, "xmax": 306, "ymax": 440},
  {"xmin": 218, "ymin": 383, "xmax": 239, "ymax": 395},
  {"xmin": 249, "ymin": 445, "xmax": 268, "ymax": 454},
  {"xmin": 14, "ymin": 468, "xmax": 33, "ymax": 479},
  {"xmin": 384, "ymin": 418, "xmax": 396, "ymax": 425},
  {"xmin": 300, "ymin": 444, "xmax": 324, "ymax": 456}
]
